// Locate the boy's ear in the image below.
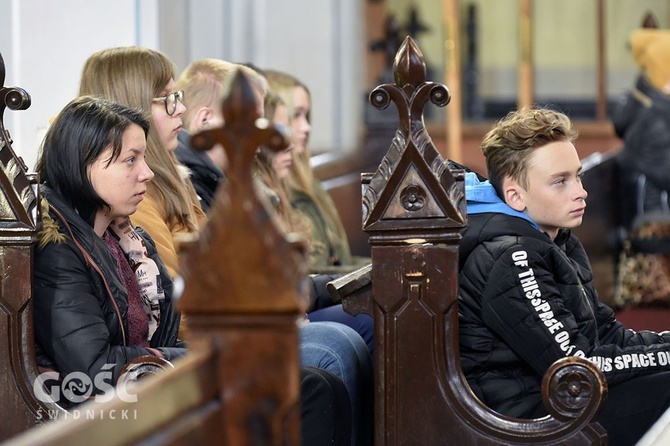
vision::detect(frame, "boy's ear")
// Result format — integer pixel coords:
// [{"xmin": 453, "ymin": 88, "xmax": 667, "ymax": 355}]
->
[
  {"xmin": 192, "ymin": 107, "xmax": 219, "ymax": 133},
  {"xmin": 503, "ymin": 179, "xmax": 526, "ymax": 212}
]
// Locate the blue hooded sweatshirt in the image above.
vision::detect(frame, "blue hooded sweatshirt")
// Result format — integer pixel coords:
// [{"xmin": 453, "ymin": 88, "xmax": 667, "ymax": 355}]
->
[{"xmin": 464, "ymin": 171, "xmax": 540, "ymax": 231}]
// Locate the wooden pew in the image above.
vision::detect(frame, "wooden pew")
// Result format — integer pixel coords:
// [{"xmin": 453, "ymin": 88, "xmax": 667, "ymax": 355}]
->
[
  {"xmin": 1, "ymin": 70, "xmax": 306, "ymax": 444},
  {"xmin": 0, "ymin": 52, "xmax": 69, "ymax": 439},
  {"xmin": 331, "ymin": 36, "xmax": 608, "ymax": 445}
]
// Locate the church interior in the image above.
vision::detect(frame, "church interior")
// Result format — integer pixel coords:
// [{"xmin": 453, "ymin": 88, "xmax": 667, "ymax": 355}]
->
[{"xmin": 1, "ymin": 0, "xmax": 670, "ymax": 444}]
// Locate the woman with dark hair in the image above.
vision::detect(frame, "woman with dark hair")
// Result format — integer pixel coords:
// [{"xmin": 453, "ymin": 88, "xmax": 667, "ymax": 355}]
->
[{"xmin": 33, "ymin": 96, "xmax": 185, "ymax": 398}]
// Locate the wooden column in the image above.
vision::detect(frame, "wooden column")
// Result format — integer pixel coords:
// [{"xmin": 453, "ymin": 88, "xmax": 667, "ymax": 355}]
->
[
  {"xmin": 518, "ymin": 0, "xmax": 534, "ymax": 109},
  {"xmin": 443, "ymin": 0, "xmax": 463, "ymax": 163},
  {"xmin": 365, "ymin": 0, "xmax": 389, "ymax": 89},
  {"xmin": 596, "ymin": 0, "xmax": 607, "ymax": 121}
]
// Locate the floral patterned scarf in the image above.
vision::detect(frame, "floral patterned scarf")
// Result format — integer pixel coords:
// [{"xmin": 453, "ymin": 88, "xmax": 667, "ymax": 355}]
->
[{"xmin": 109, "ymin": 216, "xmax": 165, "ymax": 341}]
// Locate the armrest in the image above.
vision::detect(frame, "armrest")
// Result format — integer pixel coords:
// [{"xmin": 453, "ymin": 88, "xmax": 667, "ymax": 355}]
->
[
  {"xmin": 542, "ymin": 355, "xmax": 608, "ymax": 423},
  {"xmin": 326, "ymin": 263, "xmax": 373, "ymax": 316},
  {"xmin": 117, "ymin": 355, "xmax": 174, "ymax": 389},
  {"xmin": 326, "ymin": 263, "xmax": 372, "ymax": 301}
]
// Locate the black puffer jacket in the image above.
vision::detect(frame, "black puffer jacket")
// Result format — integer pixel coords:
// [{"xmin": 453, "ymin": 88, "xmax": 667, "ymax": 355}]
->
[
  {"xmin": 459, "ymin": 210, "xmax": 670, "ymax": 418},
  {"xmin": 616, "ymin": 77, "xmax": 670, "ymax": 231},
  {"xmin": 175, "ymin": 129, "xmax": 224, "ymax": 212},
  {"xmin": 612, "ymin": 74, "xmax": 663, "ymax": 139},
  {"xmin": 33, "ymin": 186, "xmax": 183, "ymax": 390}
]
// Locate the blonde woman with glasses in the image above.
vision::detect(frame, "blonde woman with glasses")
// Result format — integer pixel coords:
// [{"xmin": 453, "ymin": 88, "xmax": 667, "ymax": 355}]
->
[{"xmin": 79, "ymin": 46, "xmax": 207, "ymax": 280}]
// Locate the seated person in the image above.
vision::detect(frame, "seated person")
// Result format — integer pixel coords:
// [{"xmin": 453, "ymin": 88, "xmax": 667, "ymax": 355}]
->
[
  {"xmin": 78, "ymin": 46, "xmax": 207, "ymax": 282},
  {"xmin": 459, "ymin": 107, "xmax": 670, "ymax": 446},
  {"xmin": 32, "ymin": 96, "xmax": 352, "ymax": 445},
  {"xmin": 174, "ymin": 59, "xmax": 263, "ymax": 211},
  {"xmin": 614, "ymin": 29, "xmax": 670, "ymax": 233},
  {"xmin": 176, "ymin": 59, "xmax": 373, "ymax": 445},
  {"xmin": 612, "ymin": 28, "xmax": 670, "ymax": 140},
  {"xmin": 176, "ymin": 59, "xmax": 373, "ymax": 349},
  {"xmin": 263, "ymin": 69, "xmax": 359, "ymax": 272},
  {"xmin": 34, "ymin": 96, "xmax": 184, "ymax": 391}
]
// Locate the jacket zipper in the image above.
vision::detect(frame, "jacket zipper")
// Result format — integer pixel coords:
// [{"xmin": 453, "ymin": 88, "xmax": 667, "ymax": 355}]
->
[{"xmin": 48, "ymin": 205, "xmax": 127, "ymax": 346}]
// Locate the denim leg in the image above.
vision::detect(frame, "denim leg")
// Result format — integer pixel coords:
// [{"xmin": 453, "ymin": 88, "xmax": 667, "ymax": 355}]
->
[
  {"xmin": 308, "ymin": 303, "xmax": 375, "ymax": 358},
  {"xmin": 300, "ymin": 321, "xmax": 374, "ymax": 446}
]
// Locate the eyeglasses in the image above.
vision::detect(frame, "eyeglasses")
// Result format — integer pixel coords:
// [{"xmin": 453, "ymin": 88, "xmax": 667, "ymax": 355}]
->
[{"xmin": 152, "ymin": 90, "xmax": 184, "ymax": 116}]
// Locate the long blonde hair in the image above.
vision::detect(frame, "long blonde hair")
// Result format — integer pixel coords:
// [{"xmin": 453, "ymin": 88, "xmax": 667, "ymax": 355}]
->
[
  {"xmin": 78, "ymin": 46, "xmax": 199, "ymax": 232},
  {"xmin": 263, "ymin": 69, "xmax": 347, "ymax": 245},
  {"xmin": 258, "ymin": 93, "xmax": 296, "ymax": 228},
  {"xmin": 263, "ymin": 71, "xmax": 313, "ymax": 194},
  {"xmin": 256, "ymin": 92, "xmax": 313, "ymax": 245}
]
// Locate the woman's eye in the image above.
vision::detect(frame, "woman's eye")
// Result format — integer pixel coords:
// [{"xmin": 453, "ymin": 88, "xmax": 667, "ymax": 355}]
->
[{"xmin": 125, "ymin": 157, "xmax": 136, "ymax": 165}]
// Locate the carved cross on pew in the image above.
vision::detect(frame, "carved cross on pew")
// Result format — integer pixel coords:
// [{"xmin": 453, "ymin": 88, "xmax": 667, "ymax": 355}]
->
[
  {"xmin": 177, "ymin": 70, "xmax": 309, "ymax": 445},
  {"xmin": 334, "ymin": 36, "xmax": 608, "ymax": 445}
]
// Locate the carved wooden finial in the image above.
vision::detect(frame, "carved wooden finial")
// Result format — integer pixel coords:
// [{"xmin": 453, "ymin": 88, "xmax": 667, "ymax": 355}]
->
[
  {"xmin": 369, "ymin": 36, "xmax": 450, "ymax": 135},
  {"xmin": 0, "ymin": 52, "xmax": 36, "ymax": 233},
  {"xmin": 179, "ymin": 70, "xmax": 309, "ymax": 315},
  {"xmin": 393, "ymin": 36, "xmax": 426, "ymax": 89},
  {"xmin": 364, "ymin": 36, "xmax": 463, "ymax": 243}
]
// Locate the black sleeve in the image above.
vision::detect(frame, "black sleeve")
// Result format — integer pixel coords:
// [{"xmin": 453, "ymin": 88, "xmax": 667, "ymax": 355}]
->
[
  {"xmin": 34, "ymin": 240, "xmax": 165, "ymax": 389},
  {"xmin": 306, "ymin": 273, "xmax": 343, "ymax": 312}
]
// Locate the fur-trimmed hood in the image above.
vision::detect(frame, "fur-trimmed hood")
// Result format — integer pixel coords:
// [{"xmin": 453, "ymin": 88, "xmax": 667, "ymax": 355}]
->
[{"xmin": 37, "ymin": 196, "xmax": 66, "ymax": 250}]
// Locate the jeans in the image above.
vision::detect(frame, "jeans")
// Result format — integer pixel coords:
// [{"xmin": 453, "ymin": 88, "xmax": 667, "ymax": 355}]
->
[
  {"xmin": 300, "ymin": 321, "xmax": 374, "ymax": 446},
  {"xmin": 308, "ymin": 304, "xmax": 375, "ymax": 358}
]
